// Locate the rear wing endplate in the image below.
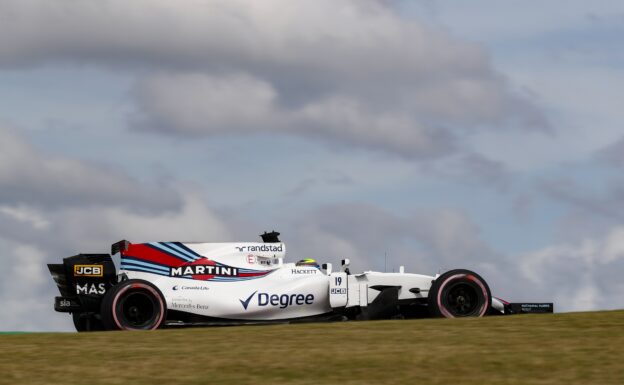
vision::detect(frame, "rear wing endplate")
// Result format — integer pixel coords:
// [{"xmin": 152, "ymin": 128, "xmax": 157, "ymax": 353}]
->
[{"xmin": 111, "ymin": 240, "xmax": 130, "ymax": 255}]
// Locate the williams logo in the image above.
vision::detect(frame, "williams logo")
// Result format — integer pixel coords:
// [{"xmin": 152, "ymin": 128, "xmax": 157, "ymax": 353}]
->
[{"xmin": 73, "ymin": 264, "xmax": 103, "ymax": 277}]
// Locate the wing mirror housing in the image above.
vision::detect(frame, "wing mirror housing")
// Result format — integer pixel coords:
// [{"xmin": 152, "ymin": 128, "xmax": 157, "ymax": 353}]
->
[{"xmin": 341, "ymin": 258, "xmax": 350, "ymax": 273}]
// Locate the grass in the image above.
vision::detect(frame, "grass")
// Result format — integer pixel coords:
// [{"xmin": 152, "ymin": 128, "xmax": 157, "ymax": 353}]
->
[{"xmin": 1, "ymin": 310, "xmax": 623, "ymax": 385}]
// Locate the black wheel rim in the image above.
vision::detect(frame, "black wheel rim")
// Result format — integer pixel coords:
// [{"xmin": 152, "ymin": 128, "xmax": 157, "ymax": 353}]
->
[
  {"xmin": 442, "ymin": 281, "xmax": 482, "ymax": 317},
  {"xmin": 117, "ymin": 290, "xmax": 159, "ymax": 329}
]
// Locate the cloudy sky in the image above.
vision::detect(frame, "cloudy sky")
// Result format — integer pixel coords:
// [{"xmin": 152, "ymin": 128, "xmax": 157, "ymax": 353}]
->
[{"xmin": 1, "ymin": 0, "xmax": 623, "ymax": 331}]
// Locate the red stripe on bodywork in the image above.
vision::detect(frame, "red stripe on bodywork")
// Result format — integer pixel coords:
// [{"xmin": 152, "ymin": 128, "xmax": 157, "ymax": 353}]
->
[
  {"xmin": 238, "ymin": 272, "xmax": 269, "ymax": 277},
  {"xmin": 124, "ymin": 243, "xmax": 187, "ymax": 267}
]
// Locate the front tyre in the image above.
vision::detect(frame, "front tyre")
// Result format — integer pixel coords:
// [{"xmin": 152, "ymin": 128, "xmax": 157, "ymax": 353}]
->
[
  {"xmin": 428, "ymin": 269, "xmax": 491, "ymax": 318},
  {"xmin": 100, "ymin": 279, "xmax": 166, "ymax": 331}
]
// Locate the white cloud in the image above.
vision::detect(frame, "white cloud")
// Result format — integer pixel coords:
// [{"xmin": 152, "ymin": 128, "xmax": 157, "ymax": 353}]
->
[
  {"xmin": 0, "ymin": 205, "xmax": 49, "ymax": 230},
  {"xmin": 133, "ymin": 72, "xmax": 460, "ymax": 158},
  {"xmin": 0, "ymin": 242, "xmax": 69, "ymax": 331},
  {"xmin": 0, "ymin": 0, "xmax": 480, "ymax": 76},
  {"xmin": 515, "ymin": 226, "xmax": 624, "ymax": 311},
  {"xmin": 50, "ymin": 192, "xmax": 231, "ymax": 250},
  {"xmin": 0, "ymin": 126, "xmax": 181, "ymax": 211},
  {"xmin": 132, "ymin": 69, "xmax": 535, "ymax": 159},
  {"xmin": 0, "ymin": 0, "xmax": 547, "ymax": 159},
  {"xmin": 135, "ymin": 73, "xmax": 278, "ymax": 136},
  {"xmin": 604, "ymin": 227, "xmax": 624, "ymax": 263}
]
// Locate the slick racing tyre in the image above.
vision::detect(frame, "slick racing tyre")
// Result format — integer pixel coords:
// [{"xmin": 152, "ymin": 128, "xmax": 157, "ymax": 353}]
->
[
  {"xmin": 100, "ymin": 279, "xmax": 166, "ymax": 331},
  {"xmin": 428, "ymin": 269, "xmax": 491, "ymax": 318},
  {"xmin": 72, "ymin": 313, "xmax": 104, "ymax": 332}
]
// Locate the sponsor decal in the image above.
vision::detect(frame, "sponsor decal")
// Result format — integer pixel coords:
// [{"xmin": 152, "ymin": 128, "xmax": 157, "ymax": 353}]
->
[
  {"xmin": 520, "ymin": 303, "xmax": 552, "ymax": 309},
  {"xmin": 171, "ymin": 302, "xmax": 209, "ymax": 311},
  {"xmin": 330, "ymin": 288, "xmax": 347, "ymax": 294},
  {"xmin": 247, "ymin": 255, "xmax": 272, "ymax": 265},
  {"xmin": 171, "ymin": 302, "xmax": 194, "ymax": 310},
  {"xmin": 172, "ymin": 285, "xmax": 209, "ymax": 291},
  {"xmin": 291, "ymin": 268, "xmax": 317, "ymax": 275},
  {"xmin": 76, "ymin": 283, "xmax": 106, "ymax": 295},
  {"xmin": 239, "ymin": 291, "xmax": 257, "ymax": 310},
  {"xmin": 166, "ymin": 258, "xmax": 271, "ymax": 281},
  {"xmin": 257, "ymin": 256, "xmax": 273, "ymax": 266},
  {"xmin": 172, "ymin": 297, "xmax": 191, "ymax": 303},
  {"xmin": 55, "ymin": 297, "xmax": 80, "ymax": 310},
  {"xmin": 235, "ymin": 244, "xmax": 283, "ymax": 253},
  {"xmin": 239, "ymin": 291, "xmax": 314, "ymax": 310},
  {"xmin": 73, "ymin": 264, "xmax": 103, "ymax": 277},
  {"xmin": 170, "ymin": 264, "xmax": 238, "ymax": 278}
]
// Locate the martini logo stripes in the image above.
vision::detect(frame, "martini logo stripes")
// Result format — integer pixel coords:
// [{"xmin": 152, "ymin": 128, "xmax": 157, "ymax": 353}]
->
[{"xmin": 121, "ymin": 242, "xmax": 274, "ymax": 282}]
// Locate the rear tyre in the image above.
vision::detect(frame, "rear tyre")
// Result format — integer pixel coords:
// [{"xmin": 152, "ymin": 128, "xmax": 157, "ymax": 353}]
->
[
  {"xmin": 428, "ymin": 269, "xmax": 491, "ymax": 318},
  {"xmin": 72, "ymin": 313, "xmax": 104, "ymax": 332},
  {"xmin": 100, "ymin": 279, "xmax": 166, "ymax": 331}
]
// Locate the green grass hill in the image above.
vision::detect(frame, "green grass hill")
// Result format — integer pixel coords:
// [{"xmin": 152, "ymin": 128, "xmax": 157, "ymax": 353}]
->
[{"xmin": 1, "ymin": 310, "xmax": 622, "ymax": 385}]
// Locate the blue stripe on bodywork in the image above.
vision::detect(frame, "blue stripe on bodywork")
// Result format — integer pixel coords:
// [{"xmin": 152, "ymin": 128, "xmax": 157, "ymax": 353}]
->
[
  {"xmin": 171, "ymin": 242, "xmax": 204, "ymax": 259},
  {"xmin": 166, "ymin": 242, "xmax": 202, "ymax": 260},
  {"xmin": 121, "ymin": 259, "xmax": 170, "ymax": 272},
  {"xmin": 148, "ymin": 242, "xmax": 195, "ymax": 262},
  {"xmin": 121, "ymin": 256, "xmax": 171, "ymax": 270},
  {"xmin": 121, "ymin": 264, "xmax": 169, "ymax": 276}
]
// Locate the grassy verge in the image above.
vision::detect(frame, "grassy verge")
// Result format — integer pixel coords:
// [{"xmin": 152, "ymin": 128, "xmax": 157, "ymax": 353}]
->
[{"xmin": 1, "ymin": 310, "xmax": 622, "ymax": 385}]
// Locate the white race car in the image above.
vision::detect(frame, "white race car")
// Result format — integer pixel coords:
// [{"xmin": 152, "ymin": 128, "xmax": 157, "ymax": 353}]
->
[{"xmin": 48, "ymin": 231, "xmax": 553, "ymax": 331}]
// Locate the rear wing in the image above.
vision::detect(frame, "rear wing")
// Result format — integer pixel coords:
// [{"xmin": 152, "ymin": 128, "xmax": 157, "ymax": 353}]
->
[
  {"xmin": 111, "ymin": 240, "xmax": 131, "ymax": 255},
  {"xmin": 48, "ymin": 254, "xmax": 117, "ymax": 313}
]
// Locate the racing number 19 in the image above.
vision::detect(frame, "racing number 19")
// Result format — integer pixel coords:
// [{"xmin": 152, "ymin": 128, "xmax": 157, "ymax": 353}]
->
[{"xmin": 335, "ymin": 277, "xmax": 342, "ymax": 286}]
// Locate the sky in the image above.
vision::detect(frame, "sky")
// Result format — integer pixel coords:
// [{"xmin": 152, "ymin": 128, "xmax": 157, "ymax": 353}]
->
[{"xmin": 1, "ymin": 0, "xmax": 623, "ymax": 331}]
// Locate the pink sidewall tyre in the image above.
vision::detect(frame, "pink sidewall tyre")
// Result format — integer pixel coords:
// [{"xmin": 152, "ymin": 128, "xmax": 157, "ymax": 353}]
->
[
  {"xmin": 100, "ymin": 279, "xmax": 167, "ymax": 331},
  {"xmin": 428, "ymin": 269, "xmax": 491, "ymax": 318}
]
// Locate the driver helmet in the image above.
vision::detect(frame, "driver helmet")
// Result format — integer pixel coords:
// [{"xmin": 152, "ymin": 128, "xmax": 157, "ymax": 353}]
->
[{"xmin": 296, "ymin": 258, "xmax": 320, "ymax": 268}]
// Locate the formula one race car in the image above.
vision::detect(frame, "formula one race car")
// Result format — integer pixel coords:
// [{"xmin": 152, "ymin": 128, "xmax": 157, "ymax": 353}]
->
[{"xmin": 48, "ymin": 232, "xmax": 553, "ymax": 331}]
